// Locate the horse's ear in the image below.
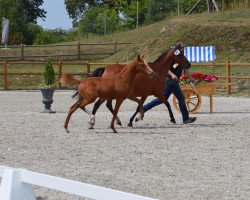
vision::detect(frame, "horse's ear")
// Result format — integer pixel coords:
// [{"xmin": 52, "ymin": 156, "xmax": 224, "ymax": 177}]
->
[
  {"xmin": 175, "ymin": 42, "xmax": 185, "ymax": 50},
  {"xmin": 141, "ymin": 54, "xmax": 144, "ymax": 59},
  {"xmin": 137, "ymin": 54, "xmax": 141, "ymax": 61}
]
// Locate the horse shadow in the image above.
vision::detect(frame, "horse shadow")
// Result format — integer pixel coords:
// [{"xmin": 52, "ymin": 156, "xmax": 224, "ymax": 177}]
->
[
  {"xmin": 92, "ymin": 122, "xmax": 234, "ymax": 134},
  {"xmin": 196, "ymin": 111, "xmax": 250, "ymax": 114}
]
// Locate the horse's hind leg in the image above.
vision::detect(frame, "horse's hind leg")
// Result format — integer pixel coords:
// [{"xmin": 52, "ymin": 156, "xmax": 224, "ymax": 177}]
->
[
  {"xmin": 165, "ymin": 100, "xmax": 176, "ymax": 123},
  {"xmin": 64, "ymin": 99, "xmax": 83, "ymax": 133},
  {"xmin": 81, "ymin": 107, "xmax": 95, "ymax": 129},
  {"xmin": 92, "ymin": 98, "xmax": 104, "ymax": 115},
  {"xmin": 87, "ymin": 99, "xmax": 105, "ymax": 129},
  {"xmin": 157, "ymin": 94, "xmax": 176, "ymax": 124},
  {"xmin": 127, "ymin": 96, "xmax": 147, "ymax": 127},
  {"xmin": 106, "ymin": 100, "xmax": 122, "ymax": 126},
  {"xmin": 68, "ymin": 98, "xmax": 95, "ymax": 133},
  {"xmin": 128, "ymin": 106, "xmax": 140, "ymax": 127}
]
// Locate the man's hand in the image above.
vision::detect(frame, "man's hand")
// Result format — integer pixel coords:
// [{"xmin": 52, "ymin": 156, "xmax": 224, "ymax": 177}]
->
[
  {"xmin": 171, "ymin": 74, "xmax": 178, "ymax": 80},
  {"xmin": 168, "ymin": 70, "xmax": 178, "ymax": 80}
]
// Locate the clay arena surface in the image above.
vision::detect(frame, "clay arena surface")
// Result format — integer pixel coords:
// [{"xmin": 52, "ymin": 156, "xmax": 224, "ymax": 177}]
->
[{"xmin": 0, "ymin": 90, "xmax": 249, "ymax": 200}]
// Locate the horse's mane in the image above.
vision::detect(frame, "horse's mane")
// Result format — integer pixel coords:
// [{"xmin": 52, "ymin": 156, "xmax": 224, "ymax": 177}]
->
[{"xmin": 150, "ymin": 49, "xmax": 170, "ymax": 64}]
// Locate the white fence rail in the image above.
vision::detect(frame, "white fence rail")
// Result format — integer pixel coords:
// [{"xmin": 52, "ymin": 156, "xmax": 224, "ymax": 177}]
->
[{"xmin": 0, "ymin": 165, "xmax": 158, "ymax": 200}]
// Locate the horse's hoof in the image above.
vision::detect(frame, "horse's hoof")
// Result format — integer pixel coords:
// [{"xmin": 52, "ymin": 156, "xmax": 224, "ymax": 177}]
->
[
  {"xmin": 127, "ymin": 122, "xmax": 133, "ymax": 127},
  {"xmin": 111, "ymin": 127, "xmax": 117, "ymax": 133},
  {"xmin": 170, "ymin": 119, "xmax": 176, "ymax": 124},
  {"xmin": 135, "ymin": 117, "xmax": 139, "ymax": 122},
  {"xmin": 88, "ymin": 127, "xmax": 94, "ymax": 129},
  {"xmin": 116, "ymin": 121, "xmax": 122, "ymax": 126},
  {"xmin": 65, "ymin": 128, "xmax": 70, "ymax": 133}
]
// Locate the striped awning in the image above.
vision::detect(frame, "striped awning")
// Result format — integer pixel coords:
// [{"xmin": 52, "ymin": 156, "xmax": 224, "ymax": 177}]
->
[{"xmin": 184, "ymin": 46, "xmax": 216, "ymax": 63}]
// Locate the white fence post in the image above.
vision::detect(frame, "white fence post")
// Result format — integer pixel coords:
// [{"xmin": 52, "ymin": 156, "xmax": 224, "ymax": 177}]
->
[
  {"xmin": 0, "ymin": 165, "xmax": 158, "ymax": 200},
  {"xmin": 0, "ymin": 169, "xmax": 36, "ymax": 200}
]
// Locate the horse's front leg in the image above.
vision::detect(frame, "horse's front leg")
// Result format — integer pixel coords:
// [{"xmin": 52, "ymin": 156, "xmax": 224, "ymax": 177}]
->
[
  {"xmin": 127, "ymin": 96, "xmax": 147, "ymax": 127},
  {"xmin": 106, "ymin": 100, "xmax": 122, "ymax": 126},
  {"xmin": 157, "ymin": 93, "xmax": 176, "ymax": 124},
  {"xmin": 92, "ymin": 99, "xmax": 122, "ymax": 126},
  {"xmin": 110, "ymin": 99, "xmax": 124, "ymax": 133}
]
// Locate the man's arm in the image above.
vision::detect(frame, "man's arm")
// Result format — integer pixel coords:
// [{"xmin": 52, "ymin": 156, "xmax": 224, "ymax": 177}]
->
[
  {"xmin": 184, "ymin": 68, "xmax": 195, "ymax": 82},
  {"xmin": 168, "ymin": 70, "xmax": 177, "ymax": 80}
]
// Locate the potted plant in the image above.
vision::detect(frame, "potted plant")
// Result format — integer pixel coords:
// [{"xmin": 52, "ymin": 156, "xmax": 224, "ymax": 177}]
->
[{"xmin": 40, "ymin": 58, "xmax": 57, "ymax": 113}]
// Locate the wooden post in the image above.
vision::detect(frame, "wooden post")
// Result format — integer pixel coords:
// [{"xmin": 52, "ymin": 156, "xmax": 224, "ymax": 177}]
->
[
  {"xmin": 226, "ymin": 61, "xmax": 231, "ymax": 96},
  {"xmin": 86, "ymin": 62, "xmax": 90, "ymax": 76},
  {"xmin": 21, "ymin": 44, "xmax": 24, "ymax": 60},
  {"xmin": 209, "ymin": 94, "xmax": 213, "ymax": 113},
  {"xmin": 58, "ymin": 61, "xmax": 62, "ymax": 88},
  {"xmin": 77, "ymin": 42, "xmax": 81, "ymax": 60},
  {"xmin": 3, "ymin": 61, "xmax": 8, "ymax": 90},
  {"xmin": 212, "ymin": 62, "xmax": 216, "ymax": 75},
  {"xmin": 113, "ymin": 41, "xmax": 117, "ymax": 54}
]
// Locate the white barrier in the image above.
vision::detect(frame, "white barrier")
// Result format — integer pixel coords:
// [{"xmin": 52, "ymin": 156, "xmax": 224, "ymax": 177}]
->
[{"xmin": 0, "ymin": 165, "xmax": 158, "ymax": 200}]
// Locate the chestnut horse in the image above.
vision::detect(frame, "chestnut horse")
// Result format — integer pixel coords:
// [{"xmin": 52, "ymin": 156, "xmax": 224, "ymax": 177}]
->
[
  {"xmin": 60, "ymin": 55, "xmax": 154, "ymax": 133},
  {"xmin": 89, "ymin": 43, "xmax": 191, "ymax": 128}
]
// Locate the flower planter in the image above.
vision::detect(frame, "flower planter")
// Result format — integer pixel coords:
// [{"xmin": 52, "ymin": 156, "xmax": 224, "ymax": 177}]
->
[
  {"xmin": 173, "ymin": 83, "xmax": 216, "ymax": 113},
  {"xmin": 41, "ymin": 88, "xmax": 56, "ymax": 113}
]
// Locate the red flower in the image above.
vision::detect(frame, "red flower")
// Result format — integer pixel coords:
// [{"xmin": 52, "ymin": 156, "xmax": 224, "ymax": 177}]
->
[
  {"xmin": 180, "ymin": 74, "xmax": 188, "ymax": 80},
  {"xmin": 204, "ymin": 75, "xmax": 218, "ymax": 82},
  {"xmin": 179, "ymin": 72, "xmax": 218, "ymax": 85}
]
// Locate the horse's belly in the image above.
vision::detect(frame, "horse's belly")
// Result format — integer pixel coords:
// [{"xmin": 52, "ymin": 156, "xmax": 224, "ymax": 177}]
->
[
  {"xmin": 132, "ymin": 83, "xmax": 153, "ymax": 97},
  {"xmin": 97, "ymin": 89, "xmax": 128, "ymax": 100}
]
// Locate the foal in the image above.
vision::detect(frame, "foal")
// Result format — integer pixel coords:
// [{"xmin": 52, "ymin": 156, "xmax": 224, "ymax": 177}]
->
[{"xmin": 60, "ymin": 55, "xmax": 154, "ymax": 133}]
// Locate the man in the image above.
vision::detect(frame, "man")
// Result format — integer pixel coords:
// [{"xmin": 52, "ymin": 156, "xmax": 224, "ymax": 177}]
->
[{"xmin": 139, "ymin": 42, "xmax": 197, "ymax": 124}]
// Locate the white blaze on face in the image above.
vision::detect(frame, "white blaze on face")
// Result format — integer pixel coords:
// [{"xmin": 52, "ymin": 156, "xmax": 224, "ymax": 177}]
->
[{"xmin": 143, "ymin": 60, "xmax": 153, "ymax": 74}]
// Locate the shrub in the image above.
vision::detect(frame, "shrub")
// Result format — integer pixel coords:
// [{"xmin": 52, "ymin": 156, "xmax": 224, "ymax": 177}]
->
[{"xmin": 43, "ymin": 58, "xmax": 56, "ymax": 87}]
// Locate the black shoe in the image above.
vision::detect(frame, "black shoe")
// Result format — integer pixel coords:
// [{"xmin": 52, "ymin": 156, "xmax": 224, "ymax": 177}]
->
[{"xmin": 183, "ymin": 117, "xmax": 197, "ymax": 124}]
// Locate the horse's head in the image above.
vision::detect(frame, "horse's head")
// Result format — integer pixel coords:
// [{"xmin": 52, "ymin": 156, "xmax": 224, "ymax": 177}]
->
[
  {"xmin": 170, "ymin": 42, "xmax": 191, "ymax": 69},
  {"xmin": 136, "ymin": 54, "xmax": 154, "ymax": 76}
]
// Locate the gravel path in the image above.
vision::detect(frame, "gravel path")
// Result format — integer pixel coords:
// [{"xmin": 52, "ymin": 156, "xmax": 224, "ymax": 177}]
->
[{"xmin": 0, "ymin": 90, "xmax": 249, "ymax": 200}]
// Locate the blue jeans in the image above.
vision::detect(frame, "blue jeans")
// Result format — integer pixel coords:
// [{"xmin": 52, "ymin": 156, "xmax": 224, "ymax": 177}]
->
[{"xmin": 144, "ymin": 77, "xmax": 189, "ymax": 122}]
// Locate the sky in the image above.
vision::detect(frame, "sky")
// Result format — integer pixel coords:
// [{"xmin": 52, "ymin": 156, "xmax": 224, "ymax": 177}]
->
[{"xmin": 37, "ymin": 0, "xmax": 72, "ymax": 30}]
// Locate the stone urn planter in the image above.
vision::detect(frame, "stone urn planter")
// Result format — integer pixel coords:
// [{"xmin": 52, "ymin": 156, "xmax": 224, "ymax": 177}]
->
[{"xmin": 41, "ymin": 88, "xmax": 56, "ymax": 113}]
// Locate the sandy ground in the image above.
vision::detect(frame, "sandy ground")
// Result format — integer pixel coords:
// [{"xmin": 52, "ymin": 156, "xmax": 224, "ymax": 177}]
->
[{"xmin": 0, "ymin": 90, "xmax": 249, "ymax": 200}]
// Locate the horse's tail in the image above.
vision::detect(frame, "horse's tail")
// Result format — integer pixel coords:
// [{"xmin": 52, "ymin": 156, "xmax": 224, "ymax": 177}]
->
[
  {"xmin": 90, "ymin": 67, "xmax": 105, "ymax": 77},
  {"xmin": 60, "ymin": 73, "xmax": 81, "ymax": 86}
]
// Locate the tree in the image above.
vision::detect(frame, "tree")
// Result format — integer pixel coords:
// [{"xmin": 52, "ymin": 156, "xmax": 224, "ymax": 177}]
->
[
  {"xmin": 0, "ymin": 0, "xmax": 27, "ymax": 37},
  {"xmin": 0, "ymin": 0, "xmax": 46, "ymax": 44},
  {"xmin": 119, "ymin": 0, "xmax": 147, "ymax": 29},
  {"xmin": 22, "ymin": 0, "xmax": 46, "ymax": 23},
  {"xmin": 65, "ymin": 0, "xmax": 132, "ymax": 20},
  {"xmin": 65, "ymin": 0, "xmax": 99, "ymax": 19},
  {"xmin": 79, "ymin": 6, "xmax": 121, "ymax": 35},
  {"xmin": 145, "ymin": 0, "xmax": 176, "ymax": 23}
]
